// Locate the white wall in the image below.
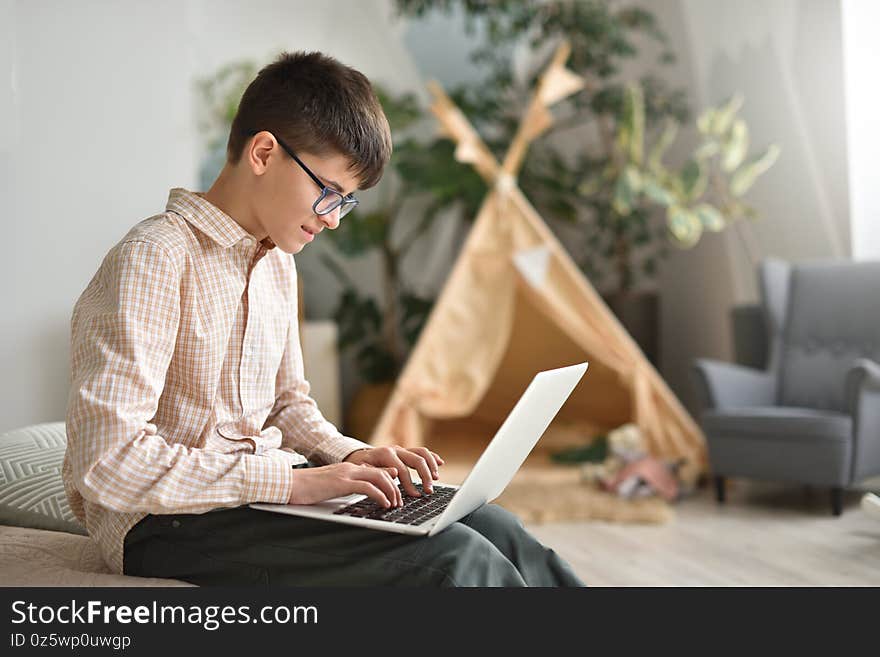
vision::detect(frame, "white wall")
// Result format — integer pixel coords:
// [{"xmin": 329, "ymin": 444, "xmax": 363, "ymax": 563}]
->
[
  {"xmin": 0, "ymin": 0, "xmax": 859, "ymax": 433},
  {"xmin": 0, "ymin": 0, "xmax": 427, "ymax": 433},
  {"xmin": 658, "ymin": 0, "xmax": 851, "ymax": 414}
]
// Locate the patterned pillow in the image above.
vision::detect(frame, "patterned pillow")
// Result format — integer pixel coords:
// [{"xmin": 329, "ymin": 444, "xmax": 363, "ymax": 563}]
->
[{"xmin": 0, "ymin": 422, "xmax": 87, "ymax": 535}]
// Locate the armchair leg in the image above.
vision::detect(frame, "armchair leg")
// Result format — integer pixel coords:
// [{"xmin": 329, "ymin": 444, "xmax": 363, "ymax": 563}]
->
[
  {"xmin": 830, "ymin": 487, "xmax": 843, "ymax": 516},
  {"xmin": 714, "ymin": 475, "xmax": 726, "ymax": 504}
]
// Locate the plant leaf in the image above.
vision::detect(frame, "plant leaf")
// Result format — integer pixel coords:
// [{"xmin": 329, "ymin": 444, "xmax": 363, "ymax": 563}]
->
[
  {"xmin": 374, "ymin": 86, "xmax": 422, "ymax": 134},
  {"xmin": 333, "ymin": 290, "xmax": 382, "ymax": 349},
  {"xmin": 356, "ymin": 342, "xmax": 397, "ymax": 383},
  {"xmin": 730, "ymin": 144, "xmax": 781, "ymax": 196},
  {"xmin": 697, "ymin": 108, "xmax": 715, "ymax": 135},
  {"xmin": 612, "ymin": 170, "xmax": 636, "ymax": 215},
  {"xmin": 577, "ymin": 174, "xmax": 603, "ymax": 197},
  {"xmin": 325, "ymin": 210, "xmax": 388, "ymax": 256},
  {"xmin": 642, "ymin": 176, "xmax": 676, "ymax": 206},
  {"xmin": 694, "ymin": 139, "xmax": 719, "ymax": 160},
  {"xmin": 694, "ymin": 203, "xmax": 726, "ymax": 231},
  {"xmin": 721, "ymin": 118, "xmax": 749, "ymax": 172},
  {"xmin": 622, "ymin": 83, "xmax": 645, "ymax": 166},
  {"xmin": 667, "ymin": 204, "xmax": 703, "ymax": 248},
  {"xmin": 680, "ymin": 158, "xmax": 706, "ymax": 200},
  {"xmin": 624, "ymin": 164, "xmax": 642, "ymax": 193},
  {"xmin": 648, "ymin": 119, "xmax": 678, "ymax": 173},
  {"xmin": 712, "ymin": 93, "xmax": 744, "ymax": 135},
  {"xmin": 399, "ymin": 290, "xmax": 435, "ymax": 346}
]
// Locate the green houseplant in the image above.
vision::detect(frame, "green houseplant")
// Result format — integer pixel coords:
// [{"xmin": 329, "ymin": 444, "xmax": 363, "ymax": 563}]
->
[
  {"xmin": 580, "ymin": 83, "xmax": 779, "ymax": 361},
  {"xmin": 394, "ymin": 0, "xmax": 780, "ymax": 362},
  {"xmin": 582, "ymin": 83, "xmax": 780, "ymax": 288},
  {"xmin": 392, "ymin": 0, "xmax": 694, "ymax": 364},
  {"xmin": 320, "ymin": 85, "xmax": 485, "ymax": 387},
  {"xmin": 320, "ymin": 86, "xmax": 488, "ymax": 436}
]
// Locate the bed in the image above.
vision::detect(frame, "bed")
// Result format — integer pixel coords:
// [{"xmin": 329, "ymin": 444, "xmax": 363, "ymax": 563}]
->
[{"xmin": 0, "ymin": 422, "xmax": 191, "ymax": 587}]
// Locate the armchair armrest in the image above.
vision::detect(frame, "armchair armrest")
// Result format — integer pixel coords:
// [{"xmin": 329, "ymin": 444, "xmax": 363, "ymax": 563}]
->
[
  {"xmin": 846, "ymin": 358, "xmax": 880, "ymax": 482},
  {"xmin": 692, "ymin": 358, "xmax": 777, "ymax": 411}
]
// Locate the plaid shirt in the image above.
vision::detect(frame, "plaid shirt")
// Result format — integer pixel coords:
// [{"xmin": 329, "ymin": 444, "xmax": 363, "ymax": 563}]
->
[{"xmin": 62, "ymin": 188, "xmax": 370, "ymax": 575}]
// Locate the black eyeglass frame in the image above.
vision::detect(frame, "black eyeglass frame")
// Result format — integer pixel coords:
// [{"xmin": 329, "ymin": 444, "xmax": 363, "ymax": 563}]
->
[{"xmin": 246, "ymin": 130, "xmax": 359, "ymax": 219}]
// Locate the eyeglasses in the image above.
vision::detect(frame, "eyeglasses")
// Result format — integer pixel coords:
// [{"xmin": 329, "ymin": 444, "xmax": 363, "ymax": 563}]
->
[{"xmin": 248, "ymin": 130, "xmax": 359, "ymax": 219}]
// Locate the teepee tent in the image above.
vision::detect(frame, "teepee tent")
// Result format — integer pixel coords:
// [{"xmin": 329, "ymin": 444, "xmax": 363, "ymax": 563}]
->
[{"xmin": 369, "ymin": 43, "xmax": 707, "ymax": 474}]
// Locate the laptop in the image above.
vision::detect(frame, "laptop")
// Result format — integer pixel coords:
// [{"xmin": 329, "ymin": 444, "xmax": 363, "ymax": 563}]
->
[{"xmin": 249, "ymin": 362, "xmax": 588, "ymax": 536}]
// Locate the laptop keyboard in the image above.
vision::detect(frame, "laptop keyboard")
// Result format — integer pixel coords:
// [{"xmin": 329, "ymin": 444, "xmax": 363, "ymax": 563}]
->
[{"xmin": 332, "ymin": 482, "xmax": 457, "ymax": 525}]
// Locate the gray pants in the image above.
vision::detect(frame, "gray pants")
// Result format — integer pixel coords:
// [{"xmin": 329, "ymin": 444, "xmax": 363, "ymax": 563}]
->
[{"xmin": 123, "ymin": 502, "xmax": 586, "ymax": 587}]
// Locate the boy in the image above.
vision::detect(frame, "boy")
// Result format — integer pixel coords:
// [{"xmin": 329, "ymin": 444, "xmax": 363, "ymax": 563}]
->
[{"xmin": 63, "ymin": 51, "xmax": 585, "ymax": 586}]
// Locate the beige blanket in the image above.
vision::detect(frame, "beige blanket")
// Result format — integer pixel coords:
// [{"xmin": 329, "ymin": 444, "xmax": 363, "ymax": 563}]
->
[{"xmin": 0, "ymin": 525, "xmax": 192, "ymax": 587}]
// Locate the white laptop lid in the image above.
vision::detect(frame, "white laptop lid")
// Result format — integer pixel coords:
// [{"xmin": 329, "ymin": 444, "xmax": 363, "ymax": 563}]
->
[{"xmin": 429, "ymin": 361, "xmax": 588, "ymax": 535}]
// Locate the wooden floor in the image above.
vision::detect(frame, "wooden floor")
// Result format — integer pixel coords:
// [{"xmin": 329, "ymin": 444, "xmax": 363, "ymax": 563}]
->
[{"xmin": 525, "ymin": 480, "xmax": 880, "ymax": 586}]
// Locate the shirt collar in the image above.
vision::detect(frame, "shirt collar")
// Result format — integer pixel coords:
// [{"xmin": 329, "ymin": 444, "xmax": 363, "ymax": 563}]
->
[{"xmin": 166, "ymin": 187, "xmax": 270, "ymax": 249}]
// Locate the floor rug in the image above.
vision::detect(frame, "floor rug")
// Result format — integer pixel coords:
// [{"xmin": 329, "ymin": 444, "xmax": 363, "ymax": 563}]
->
[{"xmin": 425, "ymin": 421, "xmax": 674, "ymax": 525}]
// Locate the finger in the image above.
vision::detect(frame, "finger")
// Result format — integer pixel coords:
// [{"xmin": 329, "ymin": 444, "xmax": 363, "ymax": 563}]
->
[
  {"xmin": 375, "ymin": 466, "xmax": 402, "ymax": 506},
  {"xmin": 399, "ymin": 451, "xmax": 433, "ymax": 494},
  {"xmin": 352, "ymin": 480, "xmax": 391, "ymax": 508},
  {"xmin": 390, "ymin": 454, "xmax": 420, "ymax": 498},
  {"xmin": 430, "ymin": 451, "xmax": 446, "ymax": 466},
  {"xmin": 360, "ymin": 467, "xmax": 400, "ymax": 508},
  {"xmin": 371, "ymin": 451, "xmax": 402, "ymax": 503},
  {"xmin": 382, "ymin": 469, "xmax": 402, "ymax": 507},
  {"xmin": 411, "ymin": 447, "xmax": 440, "ymax": 480},
  {"xmin": 384, "ymin": 467, "xmax": 403, "ymax": 506}
]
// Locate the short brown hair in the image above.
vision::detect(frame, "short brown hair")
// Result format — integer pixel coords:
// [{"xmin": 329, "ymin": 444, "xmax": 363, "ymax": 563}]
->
[{"xmin": 227, "ymin": 51, "xmax": 392, "ymax": 189}]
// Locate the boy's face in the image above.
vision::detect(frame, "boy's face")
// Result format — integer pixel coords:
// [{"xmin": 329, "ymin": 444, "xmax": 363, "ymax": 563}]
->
[{"xmin": 247, "ymin": 132, "xmax": 359, "ymax": 254}]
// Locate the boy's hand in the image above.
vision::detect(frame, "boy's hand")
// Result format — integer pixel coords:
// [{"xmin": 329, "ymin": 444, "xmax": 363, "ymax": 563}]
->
[
  {"xmin": 343, "ymin": 446, "xmax": 445, "ymax": 497},
  {"xmin": 287, "ymin": 462, "xmax": 401, "ymax": 508}
]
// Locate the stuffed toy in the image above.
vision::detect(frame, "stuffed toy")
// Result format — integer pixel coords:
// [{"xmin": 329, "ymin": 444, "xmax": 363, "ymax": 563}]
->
[{"xmin": 578, "ymin": 423, "xmax": 687, "ymax": 502}]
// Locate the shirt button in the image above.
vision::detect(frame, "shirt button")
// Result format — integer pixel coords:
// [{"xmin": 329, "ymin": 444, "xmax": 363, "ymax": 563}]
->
[{"xmin": 171, "ymin": 520, "xmax": 181, "ymax": 528}]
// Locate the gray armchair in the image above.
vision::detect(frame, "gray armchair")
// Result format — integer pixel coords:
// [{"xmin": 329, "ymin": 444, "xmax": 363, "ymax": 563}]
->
[{"xmin": 693, "ymin": 258, "xmax": 880, "ymax": 515}]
